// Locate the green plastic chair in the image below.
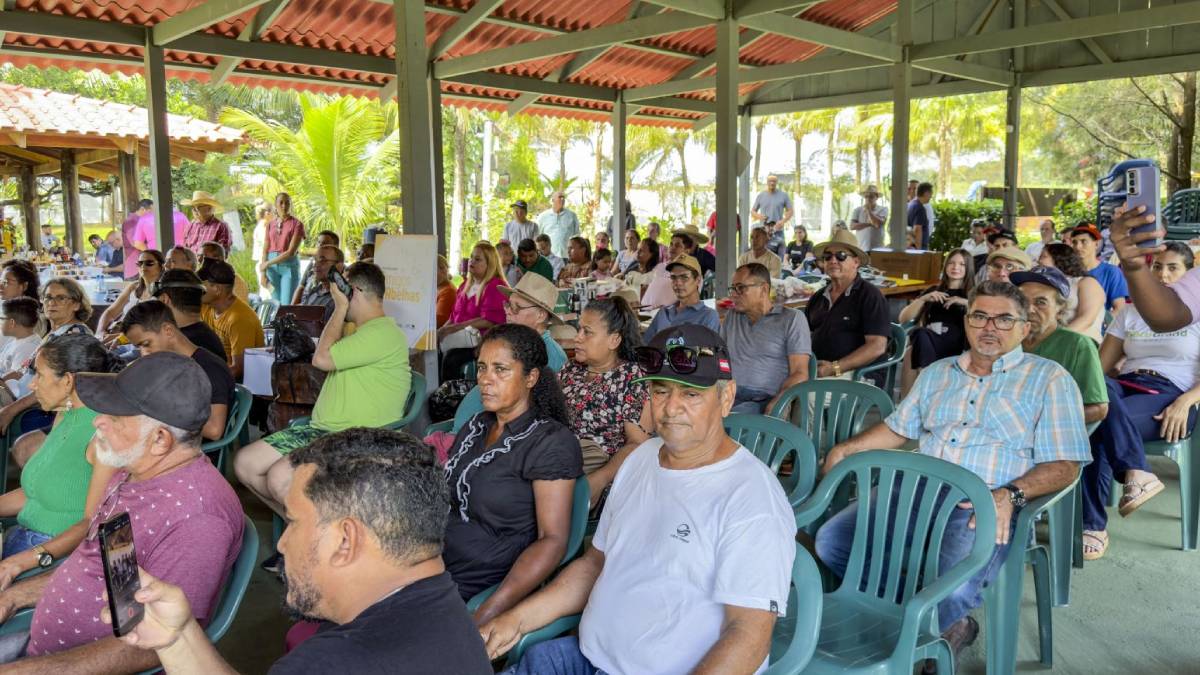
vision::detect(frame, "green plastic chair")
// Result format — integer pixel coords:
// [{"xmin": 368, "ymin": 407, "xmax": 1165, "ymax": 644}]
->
[
  {"xmin": 256, "ymin": 298, "xmax": 279, "ymax": 326},
  {"xmin": 853, "ymin": 323, "xmax": 908, "ymax": 400},
  {"xmin": 723, "ymin": 413, "xmax": 817, "ymax": 508},
  {"xmin": 466, "ymin": 477, "xmax": 591, "ymax": 614},
  {"xmin": 794, "ymin": 450, "xmax": 998, "ymax": 674},
  {"xmin": 0, "ymin": 514, "xmax": 259, "ymax": 660},
  {"xmin": 502, "ymin": 543, "xmax": 824, "ymax": 673},
  {"xmin": 982, "ymin": 472, "xmax": 1079, "ymax": 674},
  {"xmin": 0, "ymin": 408, "xmax": 37, "ymax": 490},
  {"xmin": 202, "ymin": 385, "xmax": 253, "ymax": 474},
  {"xmin": 768, "ymin": 379, "xmax": 894, "ymax": 463},
  {"xmin": 1108, "ymin": 433, "xmax": 1199, "ymax": 551}
]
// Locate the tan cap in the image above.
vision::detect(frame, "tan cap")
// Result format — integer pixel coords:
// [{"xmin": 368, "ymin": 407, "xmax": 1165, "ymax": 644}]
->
[
  {"xmin": 986, "ymin": 247, "xmax": 1033, "ymax": 270},
  {"xmin": 670, "ymin": 224, "xmax": 710, "ymax": 245},
  {"xmin": 665, "ymin": 254, "xmax": 702, "ymax": 278},
  {"xmin": 498, "ymin": 272, "xmax": 564, "ymax": 324}
]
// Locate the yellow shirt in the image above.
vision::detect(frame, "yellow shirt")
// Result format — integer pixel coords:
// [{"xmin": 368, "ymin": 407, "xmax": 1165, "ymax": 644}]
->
[
  {"xmin": 202, "ymin": 297, "xmax": 265, "ymax": 369},
  {"xmin": 737, "ymin": 249, "xmax": 782, "ymax": 278}
]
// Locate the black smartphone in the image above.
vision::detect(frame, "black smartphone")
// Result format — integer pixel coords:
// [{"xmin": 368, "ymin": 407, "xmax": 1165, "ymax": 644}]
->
[
  {"xmin": 328, "ymin": 268, "xmax": 353, "ymax": 298},
  {"xmin": 98, "ymin": 512, "xmax": 144, "ymax": 637}
]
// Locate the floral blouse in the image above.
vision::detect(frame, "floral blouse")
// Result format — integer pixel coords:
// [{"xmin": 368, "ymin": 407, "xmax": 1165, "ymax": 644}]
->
[{"xmin": 558, "ymin": 360, "xmax": 647, "ymax": 456}]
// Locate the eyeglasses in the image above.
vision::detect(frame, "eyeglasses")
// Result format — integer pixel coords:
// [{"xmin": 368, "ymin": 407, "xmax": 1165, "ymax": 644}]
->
[
  {"xmin": 668, "ymin": 273, "xmax": 694, "ymax": 283},
  {"xmin": 988, "ymin": 261, "xmax": 1021, "ymax": 273},
  {"xmin": 636, "ymin": 345, "xmax": 723, "ymax": 375},
  {"xmin": 966, "ymin": 311, "xmax": 1025, "ymax": 331},
  {"xmin": 504, "ymin": 299, "xmax": 537, "ymax": 313},
  {"xmin": 136, "ymin": 260, "xmax": 159, "ymax": 267},
  {"xmin": 43, "ymin": 294, "xmax": 74, "ymax": 305},
  {"xmin": 729, "ymin": 282, "xmax": 766, "ymax": 295},
  {"xmin": 821, "ymin": 250, "xmax": 855, "ymax": 262}
]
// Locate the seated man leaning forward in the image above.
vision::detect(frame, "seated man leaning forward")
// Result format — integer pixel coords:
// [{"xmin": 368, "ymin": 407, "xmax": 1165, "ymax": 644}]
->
[
  {"xmin": 481, "ymin": 324, "xmax": 796, "ymax": 675},
  {"xmin": 104, "ymin": 428, "xmax": 493, "ymax": 674},
  {"xmin": 235, "ymin": 261, "xmax": 412, "ymax": 521},
  {"xmin": 817, "ymin": 280, "xmax": 1089, "ymax": 667},
  {"xmin": 0, "ymin": 352, "xmax": 244, "ymax": 670}
]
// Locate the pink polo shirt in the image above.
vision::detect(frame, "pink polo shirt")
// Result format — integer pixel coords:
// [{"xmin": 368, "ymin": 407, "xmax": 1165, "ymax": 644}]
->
[
  {"xmin": 26, "ymin": 457, "xmax": 243, "ymax": 657},
  {"xmin": 449, "ymin": 276, "xmax": 507, "ymax": 327},
  {"xmin": 266, "ymin": 216, "xmax": 305, "ymax": 254}
]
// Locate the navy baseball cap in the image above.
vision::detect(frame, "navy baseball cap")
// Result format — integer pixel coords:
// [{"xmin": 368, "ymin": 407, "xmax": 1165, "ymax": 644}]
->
[{"xmin": 1010, "ymin": 265, "xmax": 1071, "ymax": 298}]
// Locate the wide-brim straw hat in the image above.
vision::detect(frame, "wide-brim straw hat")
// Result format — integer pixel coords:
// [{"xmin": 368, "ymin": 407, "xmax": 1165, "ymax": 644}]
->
[
  {"xmin": 180, "ymin": 191, "xmax": 222, "ymax": 210},
  {"xmin": 860, "ymin": 184, "xmax": 882, "ymax": 198},
  {"xmin": 812, "ymin": 228, "xmax": 870, "ymax": 264},
  {"xmin": 671, "ymin": 224, "xmax": 710, "ymax": 245},
  {"xmin": 498, "ymin": 272, "xmax": 564, "ymax": 324}
]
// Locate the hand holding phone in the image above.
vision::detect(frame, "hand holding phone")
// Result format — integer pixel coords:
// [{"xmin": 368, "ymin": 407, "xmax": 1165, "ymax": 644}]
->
[
  {"xmin": 99, "ymin": 512, "xmax": 144, "ymax": 637},
  {"xmin": 328, "ymin": 268, "xmax": 353, "ymax": 299}
]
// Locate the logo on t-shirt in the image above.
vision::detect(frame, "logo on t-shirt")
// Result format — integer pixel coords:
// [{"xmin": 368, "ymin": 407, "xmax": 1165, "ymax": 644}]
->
[{"xmin": 671, "ymin": 523, "xmax": 691, "ymax": 543}]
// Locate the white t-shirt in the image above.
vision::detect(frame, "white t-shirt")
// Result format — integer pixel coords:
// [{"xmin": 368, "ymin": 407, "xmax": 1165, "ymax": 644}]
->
[
  {"xmin": 1108, "ymin": 304, "xmax": 1200, "ymax": 392},
  {"xmin": 580, "ymin": 438, "xmax": 796, "ymax": 675},
  {"xmin": 0, "ymin": 334, "xmax": 38, "ymax": 376},
  {"xmin": 851, "ymin": 204, "xmax": 888, "ymax": 250}
]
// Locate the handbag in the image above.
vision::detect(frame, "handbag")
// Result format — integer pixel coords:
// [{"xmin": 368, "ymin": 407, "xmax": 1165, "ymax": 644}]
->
[
  {"xmin": 272, "ymin": 314, "xmax": 315, "ymax": 364},
  {"xmin": 428, "ymin": 378, "xmax": 473, "ymax": 422}
]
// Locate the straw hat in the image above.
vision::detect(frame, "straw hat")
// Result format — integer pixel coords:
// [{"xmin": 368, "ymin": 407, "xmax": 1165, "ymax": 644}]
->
[
  {"xmin": 611, "ymin": 286, "xmax": 642, "ymax": 308},
  {"xmin": 498, "ymin": 272, "xmax": 564, "ymax": 324},
  {"xmin": 812, "ymin": 228, "xmax": 869, "ymax": 264},
  {"xmin": 860, "ymin": 184, "xmax": 882, "ymax": 198},
  {"xmin": 671, "ymin": 224, "xmax": 710, "ymax": 245},
  {"xmin": 180, "ymin": 191, "xmax": 222, "ymax": 210}
]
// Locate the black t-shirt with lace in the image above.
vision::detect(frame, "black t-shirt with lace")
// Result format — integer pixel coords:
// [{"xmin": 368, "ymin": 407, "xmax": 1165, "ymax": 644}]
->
[{"xmin": 442, "ymin": 408, "xmax": 582, "ymax": 599}]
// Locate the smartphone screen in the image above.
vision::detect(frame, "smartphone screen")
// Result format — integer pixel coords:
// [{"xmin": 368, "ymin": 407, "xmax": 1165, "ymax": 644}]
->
[{"xmin": 98, "ymin": 512, "xmax": 143, "ymax": 637}]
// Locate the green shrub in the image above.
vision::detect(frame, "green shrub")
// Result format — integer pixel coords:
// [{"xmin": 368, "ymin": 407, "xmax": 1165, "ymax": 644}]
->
[
  {"xmin": 229, "ymin": 247, "xmax": 259, "ymax": 293},
  {"xmin": 929, "ymin": 199, "xmax": 1004, "ymax": 252},
  {"xmin": 1052, "ymin": 196, "xmax": 1097, "ymax": 233}
]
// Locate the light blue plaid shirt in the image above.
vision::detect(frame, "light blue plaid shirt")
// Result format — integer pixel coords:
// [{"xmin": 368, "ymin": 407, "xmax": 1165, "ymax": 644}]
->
[{"xmin": 886, "ymin": 347, "xmax": 1091, "ymax": 488}]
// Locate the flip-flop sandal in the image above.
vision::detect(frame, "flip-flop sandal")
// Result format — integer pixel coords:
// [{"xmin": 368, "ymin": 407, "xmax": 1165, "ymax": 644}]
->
[
  {"xmin": 1119, "ymin": 476, "xmax": 1166, "ymax": 517},
  {"xmin": 1082, "ymin": 530, "xmax": 1109, "ymax": 561}
]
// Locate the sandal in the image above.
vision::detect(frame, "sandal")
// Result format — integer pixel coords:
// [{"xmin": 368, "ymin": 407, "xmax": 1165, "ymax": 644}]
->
[
  {"xmin": 1119, "ymin": 475, "xmax": 1165, "ymax": 517},
  {"xmin": 1082, "ymin": 530, "xmax": 1109, "ymax": 561}
]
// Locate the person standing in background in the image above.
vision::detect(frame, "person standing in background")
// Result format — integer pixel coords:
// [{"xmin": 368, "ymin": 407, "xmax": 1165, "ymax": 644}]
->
[
  {"xmin": 850, "ymin": 185, "xmax": 888, "ymax": 251},
  {"xmin": 259, "ymin": 193, "xmax": 305, "ymax": 304},
  {"xmin": 251, "ymin": 201, "xmax": 272, "ymax": 297},
  {"xmin": 503, "ymin": 201, "xmax": 538, "ymax": 247},
  {"xmin": 537, "ymin": 191, "xmax": 579, "ymax": 258},
  {"xmin": 751, "ymin": 174, "xmax": 794, "ymax": 228}
]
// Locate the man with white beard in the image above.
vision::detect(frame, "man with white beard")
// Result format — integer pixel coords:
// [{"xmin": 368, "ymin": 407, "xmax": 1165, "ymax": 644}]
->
[{"xmin": 0, "ymin": 352, "xmax": 244, "ymax": 671}]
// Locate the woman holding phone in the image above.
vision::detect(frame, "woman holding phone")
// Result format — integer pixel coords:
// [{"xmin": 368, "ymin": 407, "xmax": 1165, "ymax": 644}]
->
[{"xmin": 1082, "ymin": 242, "xmax": 1200, "ymax": 560}]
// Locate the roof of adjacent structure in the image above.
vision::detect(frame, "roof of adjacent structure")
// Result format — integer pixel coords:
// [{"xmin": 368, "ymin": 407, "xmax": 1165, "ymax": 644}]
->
[{"xmin": 0, "ymin": 0, "xmax": 1199, "ymax": 127}]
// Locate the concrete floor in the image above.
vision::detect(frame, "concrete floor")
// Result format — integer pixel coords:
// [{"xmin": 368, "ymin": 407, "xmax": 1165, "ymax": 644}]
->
[{"xmin": 210, "ymin": 456, "xmax": 1200, "ymax": 674}]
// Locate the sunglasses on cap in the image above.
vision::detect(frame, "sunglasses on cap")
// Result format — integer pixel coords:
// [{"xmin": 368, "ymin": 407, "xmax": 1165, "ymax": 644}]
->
[
  {"xmin": 822, "ymin": 250, "xmax": 854, "ymax": 262},
  {"xmin": 636, "ymin": 345, "xmax": 724, "ymax": 375}
]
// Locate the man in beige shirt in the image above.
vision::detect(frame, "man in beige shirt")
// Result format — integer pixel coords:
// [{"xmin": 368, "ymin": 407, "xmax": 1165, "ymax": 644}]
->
[{"xmin": 737, "ymin": 225, "xmax": 782, "ymax": 278}]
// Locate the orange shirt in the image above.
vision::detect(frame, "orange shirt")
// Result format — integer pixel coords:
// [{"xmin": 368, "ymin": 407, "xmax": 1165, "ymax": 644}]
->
[{"xmin": 436, "ymin": 282, "xmax": 456, "ymax": 327}]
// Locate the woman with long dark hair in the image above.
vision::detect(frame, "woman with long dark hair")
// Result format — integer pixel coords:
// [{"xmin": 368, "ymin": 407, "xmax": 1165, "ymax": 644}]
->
[
  {"xmin": 559, "ymin": 297, "xmax": 653, "ymax": 498},
  {"xmin": 1039, "ymin": 242, "xmax": 1105, "ymax": 342},
  {"xmin": 96, "ymin": 248, "xmax": 164, "ymax": 342},
  {"xmin": 899, "ymin": 248, "xmax": 975, "ymax": 394},
  {"xmin": 442, "ymin": 323, "xmax": 581, "ymax": 625},
  {"xmin": 557, "ymin": 236, "xmax": 593, "ymax": 287}
]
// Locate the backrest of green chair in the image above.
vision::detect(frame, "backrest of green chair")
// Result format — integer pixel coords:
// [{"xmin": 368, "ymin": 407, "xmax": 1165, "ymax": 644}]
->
[
  {"xmin": 563, "ymin": 477, "xmax": 590, "ymax": 565},
  {"xmin": 769, "ymin": 379, "xmax": 894, "ymax": 461},
  {"xmin": 202, "ymin": 385, "xmax": 253, "ymax": 454},
  {"xmin": 853, "ymin": 322, "xmax": 909, "ymax": 396},
  {"xmin": 388, "ymin": 371, "xmax": 426, "ymax": 429},
  {"xmin": 256, "ymin": 299, "xmax": 279, "ymax": 326},
  {"xmin": 724, "ymin": 413, "xmax": 817, "ymax": 507},
  {"xmin": 798, "ymin": 451, "xmax": 997, "ymax": 628},
  {"xmin": 205, "ymin": 515, "xmax": 260, "ymax": 644},
  {"xmin": 766, "ymin": 544, "xmax": 823, "ymax": 674}
]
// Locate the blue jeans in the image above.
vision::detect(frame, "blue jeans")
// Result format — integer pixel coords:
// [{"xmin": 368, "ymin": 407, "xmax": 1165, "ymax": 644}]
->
[
  {"xmin": 503, "ymin": 637, "xmax": 607, "ymax": 675},
  {"xmin": 1082, "ymin": 373, "xmax": 1195, "ymax": 531},
  {"xmin": 814, "ymin": 485, "xmax": 1014, "ymax": 633},
  {"xmin": 2, "ymin": 525, "xmax": 52, "ymax": 558},
  {"xmin": 265, "ymin": 252, "xmax": 300, "ymax": 304},
  {"xmin": 732, "ymin": 387, "xmax": 773, "ymax": 414}
]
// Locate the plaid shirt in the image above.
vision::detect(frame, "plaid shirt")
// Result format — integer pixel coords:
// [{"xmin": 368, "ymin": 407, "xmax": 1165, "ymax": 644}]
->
[
  {"xmin": 886, "ymin": 347, "xmax": 1091, "ymax": 488},
  {"xmin": 184, "ymin": 216, "xmax": 232, "ymax": 253}
]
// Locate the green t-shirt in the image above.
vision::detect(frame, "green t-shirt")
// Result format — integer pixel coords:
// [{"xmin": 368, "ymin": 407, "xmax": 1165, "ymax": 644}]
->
[
  {"xmin": 1030, "ymin": 328, "xmax": 1109, "ymax": 405},
  {"xmin": 19, "ymin": 406, "xmax": 99, "ymax": 535},
  {"xmin": 517, "ymin": 255, "xmax": 555, "ymax": 283},
  {"xmin": 312, "ymin": 316, "xmax": 412, "ymax": 431}
]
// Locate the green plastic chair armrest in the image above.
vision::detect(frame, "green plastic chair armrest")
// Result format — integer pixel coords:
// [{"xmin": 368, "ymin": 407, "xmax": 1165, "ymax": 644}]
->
[
  {"xmin": 466, "ymin": 584, "xmax": 497, "ymax": 614},
  {"xmin": 425, "ymin": 419, "xmax": 454, "ymax": 435}
]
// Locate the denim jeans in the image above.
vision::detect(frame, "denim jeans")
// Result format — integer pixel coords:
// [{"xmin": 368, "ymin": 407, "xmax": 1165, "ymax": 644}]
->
[
  {"xmin": 731, "ymin": 387, "xmax": 773, "ymax": 414},
  {"xmin": 265, "ymin": 252, "xmax": 300, "ymax": 304},
  {"xmin": 814, "ymin": 486, "xmax": 1014, "ymax": 633},
  {"xmin": 2, "ymin": 525, "xmax": 52, "ymax": 558},
  {"xmin": 502, "ymin": 637, "xmax": 607, "ymax": 675}
]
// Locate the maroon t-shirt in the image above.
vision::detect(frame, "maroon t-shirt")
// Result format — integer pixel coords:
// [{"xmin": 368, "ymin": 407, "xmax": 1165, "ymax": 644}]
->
[{"xmin": 27, "ymin": 456, "xmax": 243, "ymax": 656}]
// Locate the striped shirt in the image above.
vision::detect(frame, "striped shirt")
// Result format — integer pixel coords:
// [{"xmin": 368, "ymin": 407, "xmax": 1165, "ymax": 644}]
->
[{"xmin": 886, "ymin": 347, "xmax": 1091, "ymax": 488}]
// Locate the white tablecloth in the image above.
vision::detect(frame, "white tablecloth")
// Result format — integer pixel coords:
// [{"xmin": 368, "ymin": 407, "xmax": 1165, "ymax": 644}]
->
[{"xmin": 243, "ymin": 348, "xmax": 274, "ymax": 396}]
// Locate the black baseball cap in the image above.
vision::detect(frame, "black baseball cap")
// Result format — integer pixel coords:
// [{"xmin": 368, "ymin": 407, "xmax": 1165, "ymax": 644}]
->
[
  {"xmin": 197, "ymin": 259, "xmax": 236, "ymax": 286},
  {"xmin": 76, "ymin": 352, "xmax": 212, "ymax": 432},
  {"xmin": 634, "ymin": 324, "xmax": 733, "ymax": 388}
]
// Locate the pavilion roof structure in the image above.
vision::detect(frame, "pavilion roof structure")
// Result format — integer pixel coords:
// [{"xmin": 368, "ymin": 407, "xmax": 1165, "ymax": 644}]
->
[{"xmin": 0, "ymin": 83, "xmax": 243, "ymax": 182}]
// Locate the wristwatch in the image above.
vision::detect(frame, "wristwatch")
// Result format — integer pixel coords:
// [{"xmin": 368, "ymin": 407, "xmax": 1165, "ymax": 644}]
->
[
  {"xmin": 31, "ymin": 545, "xmax": 53, "ymax": 568},
  {"xmin": 1000, "ymin": 483, "xmax": 1027, "ymax": 509}
]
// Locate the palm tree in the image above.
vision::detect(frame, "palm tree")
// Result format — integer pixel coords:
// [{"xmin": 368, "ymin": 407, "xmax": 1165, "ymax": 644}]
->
[
  {"xmin": 628, "ymin": 126, "xmax": 696, "ymax": 222},
  {"xmin": 752, "ymin": 116, "xmax": 769, "ymax": 191},
  {"xmin": 910, "ymin": 92, "xmax": 1004, "ymax": 195},
  {"xmin": 221, "ymin": 95, "xmax": 399, "ymax": 245}
]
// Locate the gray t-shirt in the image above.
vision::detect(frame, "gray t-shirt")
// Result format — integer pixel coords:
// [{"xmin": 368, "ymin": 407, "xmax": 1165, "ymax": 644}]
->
[
  {"xmin": 719, "ymin": 306, "xmax": 811, "ymax": 396},
  {"xmin": 753, "ymin": 190, "xmax": 793, "ymax": 223}
]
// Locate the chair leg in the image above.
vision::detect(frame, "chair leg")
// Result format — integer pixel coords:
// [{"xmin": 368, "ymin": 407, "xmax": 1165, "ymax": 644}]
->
[
  {"xmin": 1029, "ymin": 546, "xmax": 1053, "ymax": 667},
  {"xmin": 934, "ymin": 639, "xmax": 954, "ymax": 674},
  {"xmin": 1108, "ymin": 477, "xmax": 1121, "ymax": 509},
  {"xmin": 1179, "ymin": 446, "xmax": 1199, "ymax": 551},
  {"xmin": 1047, "ymin": 495, "xmax": 1073, "ymax": 607},
  {"xmin": 1072, "ymin": 485, "xmax": 1085, "ymax": 570},
  {"xmin": 983, "ymin": 546, "xmax": 1026, "ymax": 675}
]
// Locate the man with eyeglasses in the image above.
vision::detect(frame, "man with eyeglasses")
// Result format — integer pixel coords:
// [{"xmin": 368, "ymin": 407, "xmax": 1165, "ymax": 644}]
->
[
  {"xmin": 1012, "ymin": 266, "xmax": 1109, "ymax": 425},
  {"xmin": 294, "ymin": 244, "xmax": 346, "ymax": 321},
  {"xmin": 0, "ymin": 352, "xmax": 244, "ymax": 671},
  {"xmin": 975, "ymin": 229, "xmax": 1022, "ymax": 283},
  {"xmin": 818, "ymin": 280, "xmax": 1089, "ymax": 669},
  {"xmin": 736, "ymin": 225, "xmax": 782, "ymax": 278},
  {"xmin": 480, "ymin": 324, "xmax": 795, "ymax": 675},
  {"xmin": 983, "ymin": 247, "xmax": 1032, "ymax": 284},
  {"xmin": 721, "ymin": 263, "xmax": 810, "ymax": 414},
  {"xmin": 645, "ymin": 255, "xmax": 719, "ymax": 339},
  {"xmin": 804, "ymin": 230, "xmax": 889, "ymax": 380}
]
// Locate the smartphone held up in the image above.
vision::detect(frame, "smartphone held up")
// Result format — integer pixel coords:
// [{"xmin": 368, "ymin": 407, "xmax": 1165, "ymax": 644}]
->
[
  {"xmin": 1098, "ymin": 159, "xmax": 1161, "ymax": 249},
  {"xmin": 99, "ymin": 512, "xmax": 144, "ymax": 637}
]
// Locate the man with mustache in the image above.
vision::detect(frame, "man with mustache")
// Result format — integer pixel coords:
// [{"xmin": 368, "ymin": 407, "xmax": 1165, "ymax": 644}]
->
[
  {"xmin": 818, "ymin": 280, "xmax": 1090, "ymax": 669},
  {"xmin": 0, "ymin": 352, "xmax": 243, "ymax": 671}
]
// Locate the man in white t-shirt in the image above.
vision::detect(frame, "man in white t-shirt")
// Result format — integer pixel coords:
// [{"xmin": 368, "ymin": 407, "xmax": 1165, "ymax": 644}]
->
[
  {"xmin": 0, "ymin": 298, "xmax": 43, "ymax": 401},
  {"xmin": 481, "ymin": 324, "xmax": 796, "ymax": 675},
  {"xmin": 850, "ymin": 184, "xmax": 888, "ymax": 251}
]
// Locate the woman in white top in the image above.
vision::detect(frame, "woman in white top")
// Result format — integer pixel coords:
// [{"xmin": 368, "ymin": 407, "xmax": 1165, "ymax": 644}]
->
[
  {"xmin": 621, "ymin": 237, "xmax": 671, "ymax": 308},
  {"xmin": 616, "ymin": 228, "xmax": 640, "ymax": 274},
  {"xmin": 95, "ymin": 249, "xmax": 163, "ymax": 345},
  {"xmin": 1082, "ymin": 242, "xmax": 1200, "ymax": 560},
  {"xmin": 251, "ymin": 202, "xmax": 271, "ymax": 268},
  {"xmin": 1038, "ymin": 242, "xmax": 1104, "ymax": 342}
]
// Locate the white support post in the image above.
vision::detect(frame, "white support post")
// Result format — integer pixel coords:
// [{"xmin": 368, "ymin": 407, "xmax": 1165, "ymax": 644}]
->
[
  {"xmin": 887, "ymin": 0, "xmax": 912, "ymax": 251},
  {"xmin": 1004, "ymin": 0, "xmax": 1026, "ymax": 230},
  {"xmin": 738, "ymin": 108, "xmax": 752, "ymax": 253},
  {"xmin": 714, "ymin": 13, "xmax": 739, "ymax": 296},
  {"xmin": 611, "ymin": 94, "xmax": 627, "ymax": 246}
]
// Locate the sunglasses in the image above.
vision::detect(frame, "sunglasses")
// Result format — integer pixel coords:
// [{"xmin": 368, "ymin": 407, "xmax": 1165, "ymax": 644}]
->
[
  {"xmin": 636, "ymin": 345, "xmax": 723, "ymax": 376},
  {"xmin": 821, "ymin": 250, "xmax": 855, "ymax": 262}
]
